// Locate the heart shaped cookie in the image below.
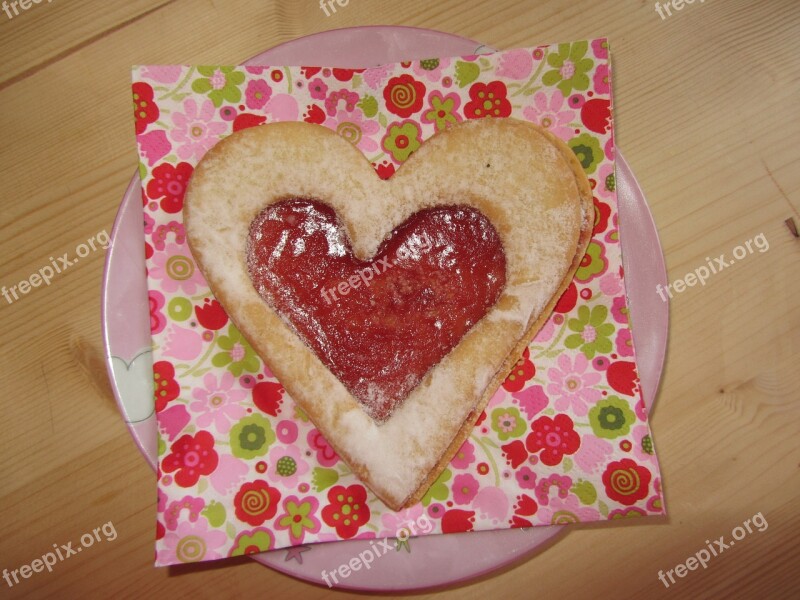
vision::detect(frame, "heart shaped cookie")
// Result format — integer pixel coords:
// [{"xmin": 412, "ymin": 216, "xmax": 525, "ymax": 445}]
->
[{"xmin": 184, "ymin": 118, "xmax": 592, "ymax": 510}]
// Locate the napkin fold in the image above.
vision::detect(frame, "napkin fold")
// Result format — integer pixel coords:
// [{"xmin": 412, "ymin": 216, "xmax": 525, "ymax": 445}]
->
[{"xmin": 132, "ymin": 37, "xmax": 665, "ymax": 567}]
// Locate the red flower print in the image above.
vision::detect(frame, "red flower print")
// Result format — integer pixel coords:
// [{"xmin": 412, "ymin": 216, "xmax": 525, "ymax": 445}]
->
[
  {"xmin": 153, "ymin": 360, "xmax": 180, "ymax": 412},
  {"xmin": 510, "ymin": 515, "xmax": 532, "ymax": 528},
  {"xmin": 441, "ymin": 509, "xmax": 475, "ymax": 533},
  {"xmin": 383, "ymin": 74, "xmax": 426, "ymax": 118},
  {"xmin": 145, "ymin": 162, "xmax": 193, "ymax": 214},
  {"xmin": 301, "ymin": 66, "xmax": 321, "ymax": 79},
  {"xmin": 132, "ymin": 82, "xmax": 159, "ymax": 134},
  {"xmin": 195, "ymin": 298, "xmax": 228, "ymax": 330},
  {"xmin": 233, "ymin": 113, "xmax": 266, "ymax": 132},
  {"xmin": 602, "ymin": 458, "xmax": 651, "ymax": 506},
  {"xmin": 464, "ymin": 81, "xmax": 512, "ymax": 119},
  {"xmin": 162, "ymin": 431, "xmax": 219, "ymax": 487},
  {"xmin": 373, "ymin": 160, "xmax": 396, "ymax": 180},
  {"xmin": 252, "ymin": 381, "xmax": 284, "ymax": 416},
  {"xmin": 554, "ymin": 281, "xmax": 578, "ymax": 313},
  {"xmin": 581, "ymin": 98, "xmax": 611, "ymax": 134},
  {"xmin": 593, "ymin": 196, "xmax": 611, "ymax": 235},
  {"xmin": 321, "ymin": 484, "xmax": 370, "ymax": 539},
  {"xmin": 332, "ymin": 68, "xmax": 365, "ymax": 82},
  {"xmin": 514, "ymin": 493, "xmax": 539, "ymax": 516},
  {"xmin": 303, "ymin": 104, "xmax": 326, "ymax": 124},
  {"xmin": 525, "ymin": 414, "xmax": 581, "ymax": 466},
  {"xmin": 501, "ymin": 440, "xmax": 528, "ymax": 468},
  {"xmin": 234, "ymin": 480, "xmax": 282, "ymax": 526},
  {"xmin": 502, "ymin": 347, "xmax": 536, "ymax": 392},
  {"xmin": 607, "ymin": 361, "xmax": 639, "ymax": 396}
]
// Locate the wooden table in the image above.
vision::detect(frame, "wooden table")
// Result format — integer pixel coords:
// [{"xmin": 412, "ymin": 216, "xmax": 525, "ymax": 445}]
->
[{"xmin": 1, "ymin": 1, "xmax": 798, "ymax": 598}]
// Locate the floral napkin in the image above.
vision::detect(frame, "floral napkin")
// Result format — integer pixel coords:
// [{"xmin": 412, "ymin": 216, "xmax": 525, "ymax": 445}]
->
[{"xmin": 132, "ymin": 38, "xmax": 664, "ymax": 567}]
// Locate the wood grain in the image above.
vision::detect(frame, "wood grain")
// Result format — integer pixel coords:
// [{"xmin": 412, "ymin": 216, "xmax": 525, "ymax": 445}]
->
[{"xmin": 1, "ymin": 0, "xmax": 798, "ymax": 598}]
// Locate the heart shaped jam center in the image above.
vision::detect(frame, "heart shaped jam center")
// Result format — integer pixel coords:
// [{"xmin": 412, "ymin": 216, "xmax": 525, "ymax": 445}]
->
[{"xmin": 246, "ymin": 198, "xmax": 506, "ymax": 421}]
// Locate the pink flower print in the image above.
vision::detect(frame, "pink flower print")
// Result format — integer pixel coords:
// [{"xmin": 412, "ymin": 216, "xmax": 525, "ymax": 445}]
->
[
  {"xmin": 616, "ymin": 327, "xmax": 635, "ymax": 357},
  {"xmin": 594, "ymin": 63, "xmax": 610, "ymax": 95},
  {"xmin": 534, "ymin": 473, "xmax": 573, "ymax": 507},
  {"xmin": 152, "ymin": 221, "xmax": 186, "ymax": 252},
  {"xmin": 379, "ymin": 504, "xmax": 426, "ymax": 538},
  {"xmin": 486, "ymin": 386, "xmax": 507, "ymax": 409},
  {"xmin": 635, "ymin": 398, "xmax": 647, "ymax": 421},
  {"xmin": 450, "ymin": 439, "xmax": 475, "ymax": 469},
  {"xmin": 267, "ymin": 444, "xmax": 309, "ymax": 488},
  {"xmin": 245, "ymin": 79, "xmax": 272, "ymax": 110},
  {"xmin": 323, "ymin": 108, "xmax": 380, "ymax": 154},
  {"xmin": 149, "ymin": 242, "xmax": 207, "ymax": 295},
  {"xmin": 190, "ymin": 372, "xmax": 248, "ymax": 434},
  {"xmin": 149, "ymin": 290, "xmax": 166, "ymax": 335},
  {"xmin": 596, "ymin": 162, "xmax": 616, "ymax": 199},
  {"xmin": 209, "ymin": 454, "xmax": 248, "ymax": 495},
  {"xmin": 137, "ymin": 130, "xmax": 171, "ymax": 166},
  {"xmin": 264, "ymin": 93, "xmax": 299, "ymax": 122},
  {"xmin": 599, "ymin": 268, "xmax": 622, "ymax": 296},
  {"xmin": 473, "ymin": 487, "xmax": 509, "ymax": 525},
  {"xmin": 162, "ymin": 323, "xmax": 204, "ymax": 361},
  {"xmin": 308, "ymin": 78, "xmax": 328, "ymax": 100},
  {"xmin": 515, "ymin": 466, "xmax": 537, "ymax": 490},
  {"xmin": 158, "ymin": 517, "xmax": 227, "ymax": 564},
  {"xmin": 592, "ymin": 39, "xmax": 609, "ymax": 60},
  {"xmin": 523, "ymin": 90, "xmax": 576, "ymax": 141},
  {"xmin": 611, "ymin": 295, "xmax": 629, "ymax": 324},
  {"xmin": 573, "ymin": 434, "xmax": 613, "ymax": 474},
  {"xmin": 533, "ymin": 316, "xmax": 555, "ymax": 343},
  {"xmin": 497, "ymin": 49, "xmax": 533, "ymax": 80},
  {"xmin": 324, "ymin": 89, "xmax": 359, "ymax": 116},
  {"xmin": 157, "ymin": 488, "xmax": 168, "ymax": 512},
  {"xmin": 537, "ymin": 494, "xmax": 600, "ymax": 525},
  {"xmin": 512, "ymin": 384, "xmax": 549, "ymax": 420},
  {"xmin": 363, "ymin": 64, "xmax": 392, "ymax": 90},
  {"xmin": 143, "ymin": 212, "xmax": 155, "ymax": 236},
  {"xmin": 412, "ymin": 57, "xmax": 452, "ymax": 82},
  {"xmin": 170, "ymin": 98, "xmax": 226, "ymax": 161},
  {"xmin": 605, "ymin": 136, "xmax": 615, "ymax": 161},
  {"xmin": 165, "ymin": 496, "xmax": 205, "ymax": 531},
  {"xmin": 141, "ymin": 65, "xmax": 183, "ymax": 84},
  {"xmin": 547, "ymin": 353, "xmax": 602, "ymax": 416},
  {"xmin": 452, "ymin": 473, "xmax": 480, "ymax": 505},
  {"xmin": 158, "ymin": 404, "xmax": 190, "ymax": 442},
  {"xmin": 307, "ymin": 429, "xmax": 339, "ymax": 467}
]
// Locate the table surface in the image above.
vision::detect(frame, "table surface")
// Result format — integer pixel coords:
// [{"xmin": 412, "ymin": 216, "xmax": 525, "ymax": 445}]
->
[{"xmin": 1, "ymin": 1, "xmax": 798, "ymax": 598}]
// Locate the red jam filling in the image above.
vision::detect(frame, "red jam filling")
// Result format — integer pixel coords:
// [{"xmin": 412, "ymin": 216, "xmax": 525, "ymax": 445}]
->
[{"xmin": 247, "ymin": 198, "xmax": 506, "ymax": 421}]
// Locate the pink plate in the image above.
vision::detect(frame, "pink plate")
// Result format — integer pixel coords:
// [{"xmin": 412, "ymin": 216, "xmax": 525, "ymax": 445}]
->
[{"xmin": 102, "ymin": 26, "xmax": 667, "ymax": 591}]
